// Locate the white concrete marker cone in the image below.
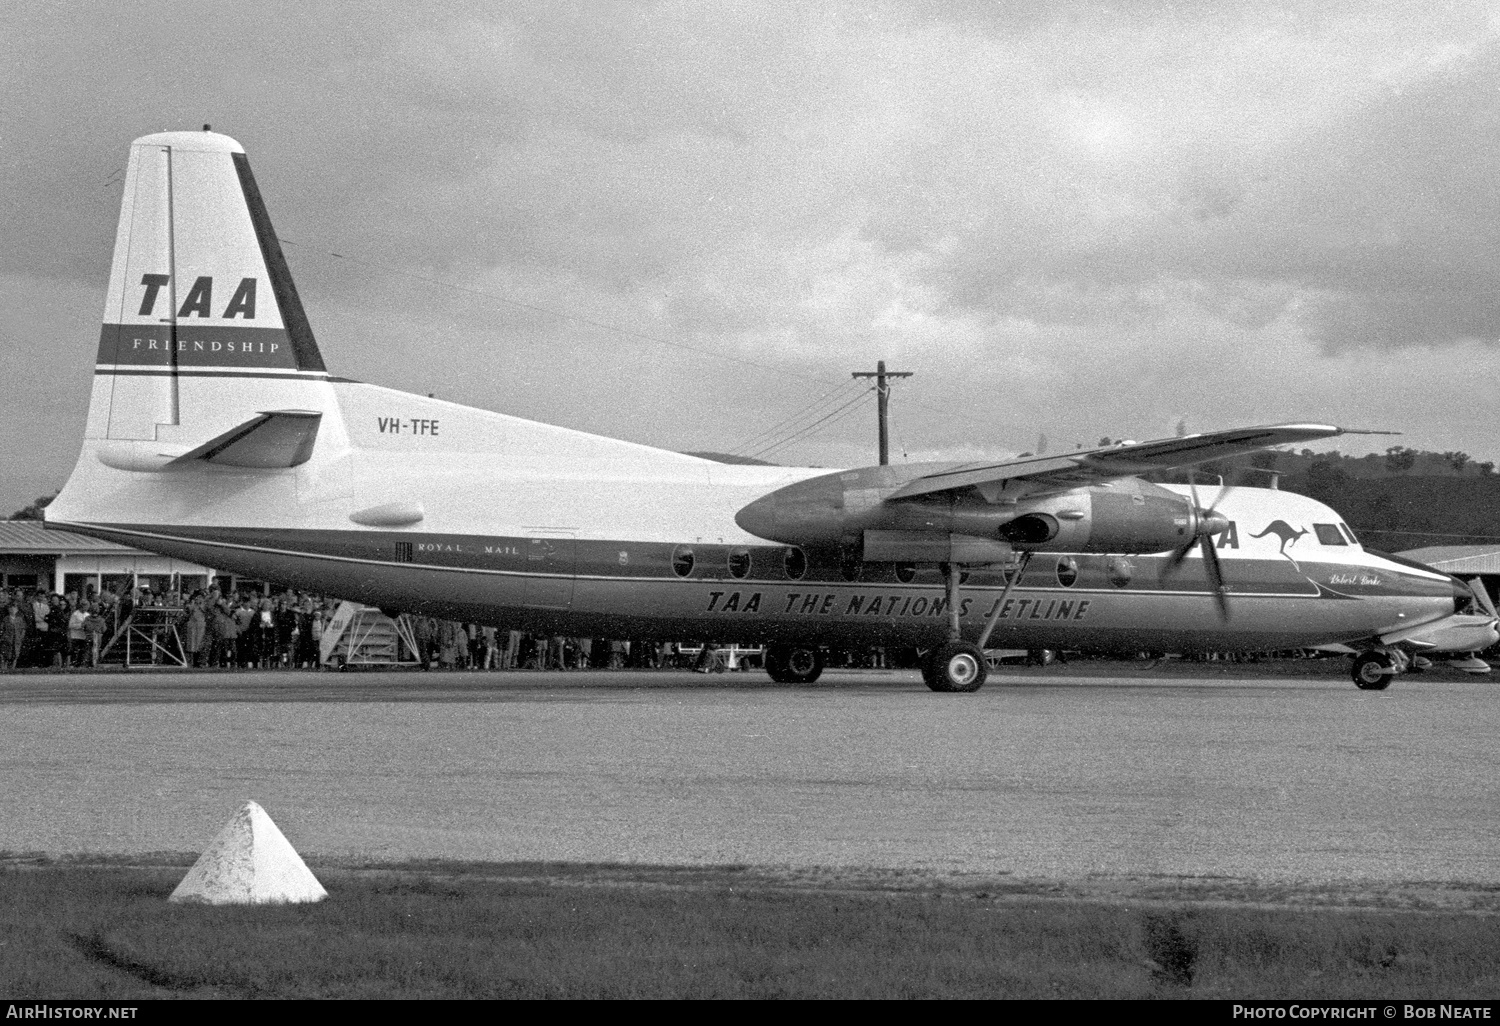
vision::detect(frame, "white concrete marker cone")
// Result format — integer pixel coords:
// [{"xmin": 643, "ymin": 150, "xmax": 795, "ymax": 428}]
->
[{"xmin": 169, "ymin": 801, "xmax": 328, "ymax": 905}]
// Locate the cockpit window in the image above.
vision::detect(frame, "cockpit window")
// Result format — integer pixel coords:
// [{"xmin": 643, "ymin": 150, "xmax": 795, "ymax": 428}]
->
[
  {"xmin": 1313, "ymin": 524, "xmax": 1347, "ymax": 546},
  {"xmin": 1339, "ymin": 523, "xmax": 1359, "ymax": 545}
]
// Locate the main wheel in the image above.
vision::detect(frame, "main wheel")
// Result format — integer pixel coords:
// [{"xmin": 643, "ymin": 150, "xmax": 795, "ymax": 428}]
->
[
  {"xmin": 925, "ymin": 641, "xmax": 988, "ymax": 693},
  {"xmin": 767, "ymin": 644, "xmax": 823, "ymax": 684},
  {"xmin": 764, "ymin": 647, "xmax": 789, "ymax": 683},
  {"xmin": 1352, "ymin": 651, "xmax": 1394, "ymax": 690}
]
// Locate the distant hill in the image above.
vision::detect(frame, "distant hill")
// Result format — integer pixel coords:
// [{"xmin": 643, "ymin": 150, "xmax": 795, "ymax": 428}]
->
[
  {"xmin": 1148, "ymin": 447, "xmax": 1500, "ymax": 551},
  {"xmin": 1280, "ymin": 473, "xmax": 1500, "ymax": 552},
  {"xmin": 683, "ymin": 452, "xmax": 778, "ymax": 466}
]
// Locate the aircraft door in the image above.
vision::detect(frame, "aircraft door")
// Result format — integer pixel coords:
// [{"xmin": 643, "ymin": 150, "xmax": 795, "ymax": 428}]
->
[{"xmin": 525, "ymin": 531, "xmax": 576, "ymax": 609}]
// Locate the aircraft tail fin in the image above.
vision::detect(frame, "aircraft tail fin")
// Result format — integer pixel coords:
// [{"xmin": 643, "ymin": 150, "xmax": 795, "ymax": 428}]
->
[{"xmin": 87, "ymin": 129, "xmax": 332, "ymax": 446}]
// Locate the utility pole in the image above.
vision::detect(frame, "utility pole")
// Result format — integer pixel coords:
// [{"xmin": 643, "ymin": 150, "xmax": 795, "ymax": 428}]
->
[{"xmin": 851, "ymin": 360, "xmax": 913, "ymax": 465}]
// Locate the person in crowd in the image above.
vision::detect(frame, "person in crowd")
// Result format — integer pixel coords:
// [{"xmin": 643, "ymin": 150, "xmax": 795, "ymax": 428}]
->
[
  {"xmin": 181, "ymin": 594, "xmax": 207, "ymax": 668},
  {"xmin": 46, "ymin": 594, "xmax": 69, "ymax": 668},
  {"xmin": 232, "ymin": 597, "xmax": 256, "ymax": 667},
  {"xmin": 212, "ymin": 599, "xmax": 238, "ymax": 668},
  {"xmin": 297, "ymin": 600, "xmax": 320, "ymax": 668},
  {"xmin": 1, "ymin": 601, "xmax": 25, "ymax": 672},
  {"xmin": 314, "ymin": 604, "xmax": 331, "ymax": 666},
  {"xmin": 84, "ymin": 602, "xmax": 107, "ymax": 667},
  {"xmin": 30, "ymin": 592, "xmax": 51, "ymax": 667},
  {"xmin": 275, "ymin": 598, "xmax": 298, "ymax": 668},
  {"xmin": 438, "ymin": 619, "xmax": 461, "ymax": 669},
  {"xmin": 411, "ymin": 615, "xmax": 433, "ymax": 670},
  {"xmin": 481, "ymin": 624, "xmax": 497, "ymax": 670},
  {"xmin": 67, "ymin": 601, "xmax": 90, "ymax": 667},
  {"xmin": 255, "ymin": 598, "xmax": 275, "ymax": 668}
]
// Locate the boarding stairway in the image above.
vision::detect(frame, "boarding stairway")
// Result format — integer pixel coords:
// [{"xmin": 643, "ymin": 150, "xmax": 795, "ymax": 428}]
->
[
  {"xmin": 318, "ymin": 602, "xmax": 420, "ymax": 669},
  {"xmin": 97, "ymin": 606, "xmax": 189, "ymax": 668}
]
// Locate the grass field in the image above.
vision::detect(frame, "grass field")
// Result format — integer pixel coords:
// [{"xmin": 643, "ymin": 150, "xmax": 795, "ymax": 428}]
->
[{"xmin": 4, "ymin": 859, "xmax": 1499, "ymax": 999}]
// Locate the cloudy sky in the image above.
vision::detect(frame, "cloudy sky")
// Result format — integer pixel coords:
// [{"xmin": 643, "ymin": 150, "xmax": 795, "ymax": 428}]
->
[{"xmin": 4, "ymin": 0, "xmax": 1500, "ymax": 514}]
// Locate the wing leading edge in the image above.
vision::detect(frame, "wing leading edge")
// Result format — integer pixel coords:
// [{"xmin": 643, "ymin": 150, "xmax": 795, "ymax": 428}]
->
[{"xmin": 885, "ymin": 423, "xmax": 1346, "ymax": 501}]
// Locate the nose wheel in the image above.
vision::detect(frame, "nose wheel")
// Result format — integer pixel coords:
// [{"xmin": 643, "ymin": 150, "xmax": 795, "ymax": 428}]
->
[
  {"xmin": 1351, "ymin": 650, "xmax": 1397, "ymax": 690},
  {"xmin": 923, "ymin": 640, "xmax": 988, "ymax": 692}
]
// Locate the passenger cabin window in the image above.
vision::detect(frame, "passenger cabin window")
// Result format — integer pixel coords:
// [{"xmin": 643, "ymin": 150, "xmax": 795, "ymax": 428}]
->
[
  {"xmin": 784, "ymin": 547, "xmax": 807, "ymax": 581},
  {"xmin": 672, "ymin": 546, "xmax": 695, "ymax": 577},
  {"xmin": 1056, "ymin": 556, "xmax": 1079, "ymax": 587},
  {"xmin": 728, "ymin": 548, "xmax": 752, "ymax": 579},
  {"xmin": 1313, "ymin": 524, "xmax": 1347, "ymax": 545},
  {"xmin": 895, "ymin": 563, "xmax": 917, "ymax": 584}
]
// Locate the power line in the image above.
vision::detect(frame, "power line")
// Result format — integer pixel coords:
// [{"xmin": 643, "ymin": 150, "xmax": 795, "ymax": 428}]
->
[
  {"xmin": 752, "ymin": 388, "xmax": 876, "ymax": 460},
  {"xmin": 279, "ymin": 240, "xmax": 1032, "ymax": 453},
  {"xmin": 728, "ymin": 380, "xmax": 868, "ymax": 457},
  {"xmin": 275, "ymin": 237, "xmax": 1013, "ymax": 439}
]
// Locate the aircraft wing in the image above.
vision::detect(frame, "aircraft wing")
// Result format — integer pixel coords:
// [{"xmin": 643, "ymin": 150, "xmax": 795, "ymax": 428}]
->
[{"xmin": 885, "ymin": 423, "xmax": 1345, "ymax": 500}]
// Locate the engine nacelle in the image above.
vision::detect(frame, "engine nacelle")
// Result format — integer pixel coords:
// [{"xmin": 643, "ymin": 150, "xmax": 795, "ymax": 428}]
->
[{"xmin": 734, "ymin": 465, "xmax": 1196, "ymax": 558}]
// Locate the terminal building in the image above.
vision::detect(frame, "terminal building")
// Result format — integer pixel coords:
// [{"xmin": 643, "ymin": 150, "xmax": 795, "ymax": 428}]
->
[{"xmin": 0, "ymin": 520, "xmax": 218, "ymax": 597}]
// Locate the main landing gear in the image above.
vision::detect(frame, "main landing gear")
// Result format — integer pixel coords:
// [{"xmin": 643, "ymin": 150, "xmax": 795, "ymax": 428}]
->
[
  {"xmin": 765, "ymin": 643, "xmax": 824, "ymax": 684},
  {"xmin": 1351, "ymin": 648, "xmax": 1411, "ymax": 690},
  {"xmin": 922, "ymin": 639, "xmax": 987, "ymax": 692}
]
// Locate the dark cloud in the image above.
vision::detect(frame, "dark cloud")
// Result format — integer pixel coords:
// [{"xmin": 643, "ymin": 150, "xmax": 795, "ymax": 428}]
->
[{"xmin": 6, "ymin": 1, "xmax": 1500, "ymax": 514}]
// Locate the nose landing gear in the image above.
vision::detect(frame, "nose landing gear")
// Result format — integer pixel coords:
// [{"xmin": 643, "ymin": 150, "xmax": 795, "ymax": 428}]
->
[{"xmin": 1351, "ymin": 648, "xmax": 1410, "ymax": 690}]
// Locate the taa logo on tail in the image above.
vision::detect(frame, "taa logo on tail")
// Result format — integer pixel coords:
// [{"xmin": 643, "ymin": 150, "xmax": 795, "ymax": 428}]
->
[{"xmin": 138, "ymin": 274, "xmax": 258, "ymax": 319}]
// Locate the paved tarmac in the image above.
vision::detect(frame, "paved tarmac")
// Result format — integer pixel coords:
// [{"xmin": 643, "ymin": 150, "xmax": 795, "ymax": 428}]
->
[{"xmin": 2, "ymin": 666, "xmax": 1497, "ymax": 885}]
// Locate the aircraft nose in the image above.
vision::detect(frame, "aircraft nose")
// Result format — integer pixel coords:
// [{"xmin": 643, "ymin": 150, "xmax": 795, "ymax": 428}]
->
[
  {"xmin": 735, "ymin": 492, "xmax": 779, "ymax": 540},
  {"xmin": 1446, "ymin": 573, "xmax": 1482, "ymax": 612}
]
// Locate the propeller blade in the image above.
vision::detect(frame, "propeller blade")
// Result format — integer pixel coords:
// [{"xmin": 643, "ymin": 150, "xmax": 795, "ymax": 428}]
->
[
  {"xmin": 1161, "ymin": 537, "xmax": 1195, "ymax": 576},
  {"xmin": 1201, "ymin": 535, "xmax": 1230, "ymax": 621},
  {"xmin": 1468, "ymin": 577, "xmax": 1498, "ymax": 619}
]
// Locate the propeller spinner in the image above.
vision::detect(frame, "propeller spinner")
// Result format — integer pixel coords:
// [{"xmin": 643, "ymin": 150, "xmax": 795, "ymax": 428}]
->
[{"xmin": 1162, "ymin": 478, "xmax": 1234, "ymax": 621}]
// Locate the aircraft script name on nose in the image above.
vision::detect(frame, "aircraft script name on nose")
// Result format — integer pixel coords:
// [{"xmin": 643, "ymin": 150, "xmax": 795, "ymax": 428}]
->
[
  {"xmin": 1328, "ymin": 573, "xmax": 1381, "ymax": 586},
  {"xmin": 705, "ymin": 590, "xmax": 1091, "ymax": 620}
]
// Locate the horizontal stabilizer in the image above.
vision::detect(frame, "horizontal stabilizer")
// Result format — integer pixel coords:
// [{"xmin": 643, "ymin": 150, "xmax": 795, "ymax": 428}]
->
[{"xmin": 171, "ymin": 410, "xmax": 321, "ymax": 468}]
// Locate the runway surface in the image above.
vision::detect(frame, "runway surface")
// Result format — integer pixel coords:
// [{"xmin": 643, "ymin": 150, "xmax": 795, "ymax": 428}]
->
[{"xmin": 3, "ymin": 666, "xmax": 1497, "ymax": 885}]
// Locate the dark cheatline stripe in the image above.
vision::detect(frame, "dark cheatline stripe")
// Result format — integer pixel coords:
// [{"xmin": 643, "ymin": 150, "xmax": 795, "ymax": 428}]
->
[
  {"xmin": 51, "ymin": 520, "xmax": 1438, "ymax": 600},
  {"xmin": 94, "ymin": 323, "xmax": 300, "ymax": 369},
  {"xmin": 232, "ymin": 151, "xmax": 326, "ymax": 374}
]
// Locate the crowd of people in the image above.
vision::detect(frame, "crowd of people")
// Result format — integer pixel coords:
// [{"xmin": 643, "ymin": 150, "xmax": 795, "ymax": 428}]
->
[
  {"xmin": 0, "ymin": 583, "xmax": 339, "ymax": 671},
  {"xmin": 0, "ymin": 581, "xmax": 789, "ymax": 673}
]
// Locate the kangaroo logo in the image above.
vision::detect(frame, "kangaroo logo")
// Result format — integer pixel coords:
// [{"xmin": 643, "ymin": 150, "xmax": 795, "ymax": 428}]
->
[{"xmin": 1251, "ymin": 520, "xmax": 1308, "ymax": 565}]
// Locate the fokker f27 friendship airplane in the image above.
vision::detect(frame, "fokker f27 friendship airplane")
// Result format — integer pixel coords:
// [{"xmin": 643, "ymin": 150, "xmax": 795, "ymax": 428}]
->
[{"xmin": 46, "ymin": 130, "xmax": 1498, "ymax": 691}]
